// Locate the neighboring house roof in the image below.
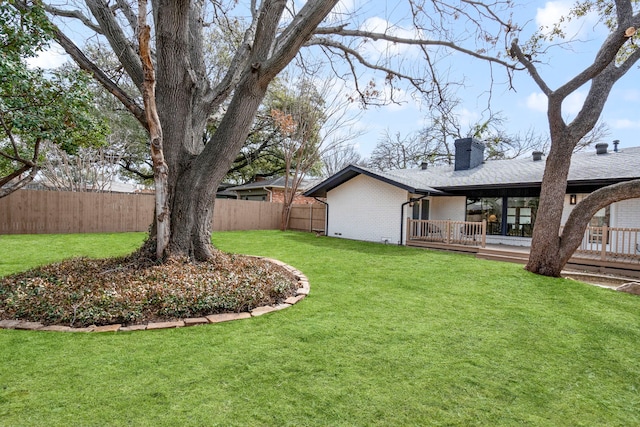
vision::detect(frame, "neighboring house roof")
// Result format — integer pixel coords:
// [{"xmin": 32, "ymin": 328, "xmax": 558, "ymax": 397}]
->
[
  {"xmin": 227, "ymin": 176, "xmax": 321, "ymax": 192},
  {"xmin": 305, "ymin": 146, "xmax": 640, "ymax": 197}
]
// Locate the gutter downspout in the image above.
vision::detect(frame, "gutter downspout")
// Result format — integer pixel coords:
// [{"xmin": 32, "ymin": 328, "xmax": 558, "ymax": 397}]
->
[
  {"xmin": 314, "ymin": 197, "xmax": 328, "ymax": 235},
  {"xmin": 263, "ymin": 187, "xmax": 273, "ymax": 202},
  {"xmin": 400, "ymin": 194, "xmax": 428, "ymax": 245}
]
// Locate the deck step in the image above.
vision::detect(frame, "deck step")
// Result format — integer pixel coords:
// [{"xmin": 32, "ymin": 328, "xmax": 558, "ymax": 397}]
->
[{"xmin": 476, "ymin": 249, "xmax": 529, "ymax": 265}]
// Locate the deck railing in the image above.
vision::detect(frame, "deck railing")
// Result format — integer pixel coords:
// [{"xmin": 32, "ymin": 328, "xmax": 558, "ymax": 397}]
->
[
  {"xmin": 409, "ymin": 221, "xmax": 640, "ymax": 264},
  {"xmin": 408, "ymin": 219, "xmax": 486, "ymax": 248},
  {"xmin": 573, "ymin": 225, "xmax": 640, "ymax": 261}
]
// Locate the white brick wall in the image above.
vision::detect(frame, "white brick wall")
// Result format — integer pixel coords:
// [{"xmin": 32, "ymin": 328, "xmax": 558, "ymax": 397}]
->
[
  {"xmin": 613, "ymin": 198, "xmax": 640, "ymax": 228},
  {"xmin": 327, "ymin": 174, "xmax": 408, "ymax": 244},
  {"xmin": 430, "ymin": 196, "xmax": 466, "ymax": 221},
  {"xmin": 562, "ymin": 194, "xmax": 640, "ymax": 228}
]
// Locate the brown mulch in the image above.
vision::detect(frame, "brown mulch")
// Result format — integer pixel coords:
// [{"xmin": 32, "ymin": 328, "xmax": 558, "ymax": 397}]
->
[{"xmin": 0, "ymin": 253, "xmax": 298, "ymax": 328}]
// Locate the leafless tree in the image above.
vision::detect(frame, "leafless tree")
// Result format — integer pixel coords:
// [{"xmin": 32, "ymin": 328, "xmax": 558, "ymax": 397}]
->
[
  {"xmin": 321, "ymin": 143, "xmax": 363, "ymax": 177},
  {"xmin": 39, "ymin": 142, "xmax": 122, "ymax": 192},
  {"xmin": 275, "ymin": 70, "xmax": 363, "ymax": 230},
  {"xmin": 510, "ymin": 1, "xmax": 640, "ymax": 276},
  {"xmin": 368, "ymin": 102, "xmax": 550, "ymax": 171}
]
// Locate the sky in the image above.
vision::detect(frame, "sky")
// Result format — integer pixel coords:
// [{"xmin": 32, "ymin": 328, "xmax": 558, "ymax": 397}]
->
[
  {"xmin": 30, "ymin": 0, "xmax": 640, "ymax": 160},
  {"xmin": 324, "ymin": 0, "xmax": 640, "ymax": 158}
]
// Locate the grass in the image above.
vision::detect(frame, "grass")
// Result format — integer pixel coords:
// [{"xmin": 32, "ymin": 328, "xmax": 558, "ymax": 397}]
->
[
  {"xmin": 0, "ymin": 233, "xmax": 146, "ymax": 277},
  {"xmin": 1, "ymin": 230, "xmax": 640, "ymax": 426}
]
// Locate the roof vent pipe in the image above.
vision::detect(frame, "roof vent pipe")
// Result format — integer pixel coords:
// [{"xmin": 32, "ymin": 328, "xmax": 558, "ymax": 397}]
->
[
  {"xmin": 420, "ymin": 161, "xmax": 428, "ymax": 170},
  {"xmin": 613, "ymin": 140, "xmax": 620, "ymax": 152},
  {"xmin": 532, "ymin": 151, "xmax": 543, "ymax": 161},
  {"xmin": 596, "ymin": 143, "xmax": 608, "ymax": 155}
]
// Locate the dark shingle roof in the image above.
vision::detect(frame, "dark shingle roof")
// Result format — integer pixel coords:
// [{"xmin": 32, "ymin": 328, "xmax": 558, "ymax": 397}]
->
[
  {"xmin": 228, "ymin": 176, "xmax": 320, "ymax": 192},
  {"xmin": 304, "ymin": 146, "xmax": 640, "ymax": 197}
]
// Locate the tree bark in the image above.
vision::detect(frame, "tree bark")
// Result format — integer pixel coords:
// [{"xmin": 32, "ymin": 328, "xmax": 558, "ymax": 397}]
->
[
  {"xmin": 139, "ymin": 0, "xmax": 169, "ymax": 260},
  {"xmin": 559, "ymin": 180, "xmax": 640, "ymax": 263},
  {"xmin": 520, "ymin": 9, "xmax": 640, "ymax": 276}
]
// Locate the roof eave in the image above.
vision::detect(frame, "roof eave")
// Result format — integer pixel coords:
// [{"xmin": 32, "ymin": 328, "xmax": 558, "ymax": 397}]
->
[{"xmin": 303, "ymin": 165, "xmax": 443, "ymax": 197}]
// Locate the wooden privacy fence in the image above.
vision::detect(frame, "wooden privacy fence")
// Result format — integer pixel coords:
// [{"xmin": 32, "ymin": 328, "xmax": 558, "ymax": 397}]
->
[
  {"xmin": 287, "ymin": 203, "xmax": 326, "ymax": 233},
  {"xmin": 0, "ymin": 190, "xmax": 325, "ymax": 235}
]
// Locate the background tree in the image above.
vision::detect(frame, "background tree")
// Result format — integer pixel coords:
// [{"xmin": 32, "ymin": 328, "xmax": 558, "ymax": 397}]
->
[
  {"xmin": 368, "ymin": 101, "xmax": 548, "ymax": 172},
  {"xmin": 271, "ymin": 71, "xmax": 362, "ymax": 230},
  {"xmin": 321, "ymin": 143, "xmax": 363, "ymax": 177},
  {"xmin": 0, "ymin": 1, "xmax": 106, "ymax": 198},
  {"xmin": 38, "ymin": 142, "xmax": 123, "ymax": 191},
  {"xmin": 509, "ymin": 1, "xmax": 640, "ymax": 276},
  {"xmin": 368, "ymin": 131, "xmax": 427, "ymax": 171}
]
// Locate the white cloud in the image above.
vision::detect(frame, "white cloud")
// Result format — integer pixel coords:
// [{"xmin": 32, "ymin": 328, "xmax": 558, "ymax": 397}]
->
[
  {"xmin": 563, "ymin": 91, "xmax": 586, "ymax": 115},
  {"xmin": 536, "ymin": 2, "xmax": 571, "ymax": 30},
  {"xmin": 610, "ymin": 118, "xmax": 640, "ymax": 129},
  {"xmin": 457, "ymin": 108, "xmax": 481, "ymax": 129},
  {"xmin": 26, "ymin": 44, "xmax": 69, "ymax": 69},
  {"xmin": 358, "ymin": 17, "xmax": 423, "ymax": 58},
  {"xmin": 525, "ymin": 90, "xmax": 586, "ymax": 115},
  {"xmin": 526, "ymin": 92, "xmax": 547, "ymax": 112}
]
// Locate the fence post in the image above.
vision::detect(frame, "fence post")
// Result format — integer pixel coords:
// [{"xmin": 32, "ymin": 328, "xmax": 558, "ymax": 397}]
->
[{"xmin": 601, "ymin": 224, "xmax": 608, "ymax": 261}]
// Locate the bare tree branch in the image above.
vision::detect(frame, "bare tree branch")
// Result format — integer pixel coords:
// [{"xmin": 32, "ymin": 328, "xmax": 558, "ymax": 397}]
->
[
  {"xmin": 52, "ymin": 27, "xmax": 149, "ymax": 130},
  {"xmin": 315, "ymin": 28, "xmax": 520, "ymax": 69},
  {"xmin": 114, "ymin": 0, "xmax": 139, "ymax": 31},
  {"xmin": 85, "ymin": 0, "xmax": 144, "ymax": 89},
  {"xmin": 44, "ymin": 4, "xmax": 104, "ymax": 33}
]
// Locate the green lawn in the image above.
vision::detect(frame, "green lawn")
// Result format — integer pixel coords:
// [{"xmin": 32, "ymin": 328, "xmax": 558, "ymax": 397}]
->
[{"xmin": 1, "ymin": 230, "xmax": 639, "ymax": 426}]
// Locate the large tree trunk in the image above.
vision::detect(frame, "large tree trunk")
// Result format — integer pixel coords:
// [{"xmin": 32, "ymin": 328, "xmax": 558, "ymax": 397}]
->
[
  {"xmin": 52, "ymin": 0, "xmax": 339, "ymax": 262},
  {"xmin": 528, "ymin": 179, "xmax": 640, "ymax": 277},
  {"xmin": 521, "ymin": 23, "xmax": 640, "ymax": 277},
  {"xmin": 151, "ymin": 0, "xmax": 304, "ymax": 260},
  {"xmin": 525, "ymin": 133, "xmax": 575, "ymax": 276}
]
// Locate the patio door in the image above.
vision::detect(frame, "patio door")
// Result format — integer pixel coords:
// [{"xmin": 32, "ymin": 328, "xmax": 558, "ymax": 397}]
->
[{"xmin": 412, "ymin": 200, "xmax": 430, "ymax": 220}]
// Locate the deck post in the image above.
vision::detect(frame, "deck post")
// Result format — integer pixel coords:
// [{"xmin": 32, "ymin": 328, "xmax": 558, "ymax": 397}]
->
[
  {"xmin": 481, "ymin": 219, "xmax": 487, "ymax": 248},
  {"xmin": 601, "ymin": 224, "xmax": 608, "ymax": 261},
  {"xmin": 445, "ymin": 220, "xmax": 450, "ymax": 244}
]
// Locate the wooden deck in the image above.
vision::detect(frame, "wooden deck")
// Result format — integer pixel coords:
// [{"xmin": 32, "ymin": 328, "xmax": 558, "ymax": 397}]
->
[
  {"xmin": 409, "ymin": 240, "xmax": 640, "ymax": 278},
  {"xmin": 407, "ymin": 219, "xmax": 640, "ymax": 279}
]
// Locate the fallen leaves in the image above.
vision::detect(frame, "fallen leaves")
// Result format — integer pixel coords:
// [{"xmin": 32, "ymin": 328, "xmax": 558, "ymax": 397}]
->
[{"xmin": 0, "ymin": 252, "xmax": 298, "ymax": 327}]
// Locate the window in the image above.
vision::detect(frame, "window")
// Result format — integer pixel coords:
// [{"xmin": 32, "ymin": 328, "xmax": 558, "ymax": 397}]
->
[
  {"xmin": 466, "ymin": 196, "xmax": 539, "ymax": 237},
  {"xmin": 589, "ymin": 206, "xmax": 610, "ymax": 243},
  {"xmin": 506, "ymin": 197, "xmax": 538, "ymax": 237},
  {"xmin": 466, "ymin": 198, "xmax": 502, "ymax": 235},
  {"xmin": 412, "ymin": 200, "xmax": 430, "ymax": 220}
]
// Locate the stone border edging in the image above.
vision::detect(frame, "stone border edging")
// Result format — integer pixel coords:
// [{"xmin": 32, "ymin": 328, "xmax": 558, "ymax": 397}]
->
[{"xmin": 0, "ymin": 256, "xmax": 309, "ymax": 333}]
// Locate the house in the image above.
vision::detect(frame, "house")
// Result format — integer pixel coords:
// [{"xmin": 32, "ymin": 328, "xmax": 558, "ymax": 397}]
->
[
  {"xmin": 304, "ymin": 139, "xmax": 640, "ymax": 247},
  {"xmin": 227, "ymin": 176, "xmax": 320, "ymax": 204}
]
